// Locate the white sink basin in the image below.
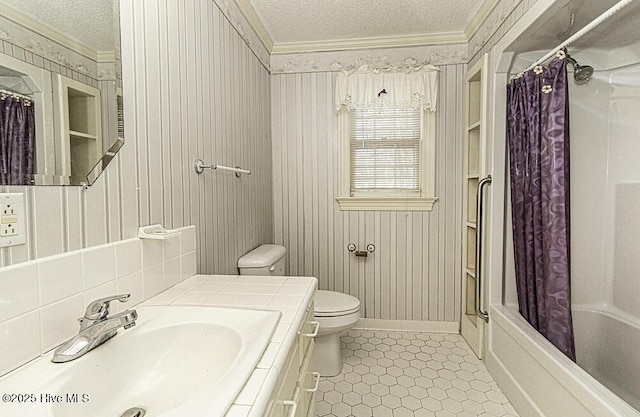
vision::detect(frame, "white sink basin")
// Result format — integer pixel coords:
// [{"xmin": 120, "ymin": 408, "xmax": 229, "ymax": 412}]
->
[{"xmin": 0, "ymin": 305, "xmax": 280, "ymax": 417}]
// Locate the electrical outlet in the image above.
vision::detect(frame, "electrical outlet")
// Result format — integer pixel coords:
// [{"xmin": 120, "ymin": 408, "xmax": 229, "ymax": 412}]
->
[
  {"xmin": 1, "ymin": 216, "xmax": 18, "ymax": 236},
  {"xmin": 0, "ymin": 193, "xmax": 25, "ymax": 248}
]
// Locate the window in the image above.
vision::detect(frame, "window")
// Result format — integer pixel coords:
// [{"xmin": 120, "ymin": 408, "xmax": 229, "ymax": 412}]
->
[
  {"xmin": 335, "ymin": 65, "xmax": 438, "ymax": 211},
  {"xmin": 350, "ymin": 106, "xmax": 421, "ymax": 194}
]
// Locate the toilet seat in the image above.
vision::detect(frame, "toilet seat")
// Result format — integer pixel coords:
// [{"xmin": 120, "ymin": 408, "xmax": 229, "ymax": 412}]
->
[{"xmin": 314, "ymin": 290, "xmax": 360, "ymax": 317}]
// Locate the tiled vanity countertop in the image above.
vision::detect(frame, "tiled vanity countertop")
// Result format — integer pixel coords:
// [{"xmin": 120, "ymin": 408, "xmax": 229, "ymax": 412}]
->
[{"xmin": 143, "ymin": 274, "xmax": 318, "ymax": 417}]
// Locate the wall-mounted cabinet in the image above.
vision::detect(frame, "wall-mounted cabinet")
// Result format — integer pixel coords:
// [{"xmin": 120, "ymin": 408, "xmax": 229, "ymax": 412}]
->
[{"xmin": 54, "ymin": 74, "xmax": 102, "ymax": 185}]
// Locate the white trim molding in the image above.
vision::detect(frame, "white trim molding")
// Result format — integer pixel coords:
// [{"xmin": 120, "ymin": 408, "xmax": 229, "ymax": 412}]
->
[
  {"xmin": 0, "ymin": 13, "xmax": 99, "ymax": 78},
  {"xmin": 468, "ymin": 0, "xmax": 525, "ymax": 61},
  {"xmin": 271, "ymin": 44, "xmax": 467, "ymax": 74},
  {"xmin": 271, "ymin": 32, "xmax": 467, "ymax": 55},
  {"xmin": 355, "ymin": 318, "xmax": 459, "ymax": 333},
  {"xmin": 336, "ymin": 104, "xmax": 438, "ymax": 212},
  {"xmin": 336, "ymin": 197, "xmax": 438, "ymax": 211},
  {"xmin": 216, "ymin": 0, "xmax": 529, "ymax": 74},
  {"xmin": 212, "ymin": 0, "xmax": 272, "ymax": 70},
  {"xmin": 464, "ymin": 0, "xmax": 502, "ymax": 40},
  {"xmin": 232, "ymin": 0, "xmax": 274, "ymax": 52},
  {"xmin": 0, "ymin": 2, "xmax": 108, "ymax": 64}
]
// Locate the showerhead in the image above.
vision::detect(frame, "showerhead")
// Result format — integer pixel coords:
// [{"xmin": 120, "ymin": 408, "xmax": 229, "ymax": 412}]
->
[
  {"xmin": 566, "ymin": 56, "xmax": 594, "ymax": 85},
  {"xmin": 574, "ymin": 64, "xmax": 594, "ymax": 84}
]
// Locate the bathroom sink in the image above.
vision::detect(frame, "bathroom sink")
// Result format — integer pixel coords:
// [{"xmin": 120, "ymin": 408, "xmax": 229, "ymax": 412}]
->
[{"xmin": 0, "ymin": 305, "xmax": 280, "ymax": 417}]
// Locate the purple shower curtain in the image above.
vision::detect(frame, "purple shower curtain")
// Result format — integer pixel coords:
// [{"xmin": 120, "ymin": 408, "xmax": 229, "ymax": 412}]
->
[
  {"xmin": 0, "ymin": 95, "xmax": 35, "ymax": 185},
  {"xmin": 507, "ymin": 53, "xmax": 576, "ymax": 361}
]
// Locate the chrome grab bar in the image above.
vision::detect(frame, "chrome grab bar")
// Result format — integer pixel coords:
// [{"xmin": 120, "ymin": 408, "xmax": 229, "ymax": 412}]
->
[{"xmin": 475, "ymin": 175, "xmax": 492, "ymax": 323}]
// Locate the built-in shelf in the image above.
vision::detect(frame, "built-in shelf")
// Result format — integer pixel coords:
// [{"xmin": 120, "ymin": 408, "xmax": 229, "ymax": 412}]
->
[
  {"xmin": 54, "ymin": 74, "xmax": 102, "ymax": 185},
  {"xmin": 461, "ymin": 54, "xmax": 488, "ymax": 358},
  {"xmin": 467, "ymin": 121, "xmax": 481, "ymax": 131},
  {"xmin": 69, "ymin": 131, "xmax": 98, "ymax": 140}
]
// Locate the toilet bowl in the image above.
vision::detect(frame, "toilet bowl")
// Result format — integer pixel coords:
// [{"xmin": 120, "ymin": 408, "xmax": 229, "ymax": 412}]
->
[
  {"xmin": 314, "ymin": 290, "xmax": 361, "ymax": 376},
  {"xmin": 238, "ymin": 244, "xmax": 361, "ymax": 377}
]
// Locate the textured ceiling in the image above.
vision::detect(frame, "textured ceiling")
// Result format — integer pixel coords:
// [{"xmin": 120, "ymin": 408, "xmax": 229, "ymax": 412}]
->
[
  {"xmin": 248, "ymin": 0, "xmax": 484, "ymax": 44},
  {"xmin": 0, "ymin": 0, "xmax": 115, "ymax": 52}
]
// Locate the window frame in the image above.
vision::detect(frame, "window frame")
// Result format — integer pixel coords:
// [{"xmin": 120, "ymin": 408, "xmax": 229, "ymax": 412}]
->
[{"xmin": 336, "ymin": 106, "xmax": 438, "ymax": 211}]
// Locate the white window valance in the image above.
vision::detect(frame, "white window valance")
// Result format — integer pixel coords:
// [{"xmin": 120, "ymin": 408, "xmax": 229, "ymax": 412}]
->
[{"xmin": 335, "ymin": 65, "xmax": 439, "ymax": 113}]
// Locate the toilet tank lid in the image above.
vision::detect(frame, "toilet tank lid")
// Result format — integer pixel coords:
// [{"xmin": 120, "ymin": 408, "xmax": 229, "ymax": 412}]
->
[{"xmin": 238, "ymin": 244, "xmax": 286, "ymax": 268}]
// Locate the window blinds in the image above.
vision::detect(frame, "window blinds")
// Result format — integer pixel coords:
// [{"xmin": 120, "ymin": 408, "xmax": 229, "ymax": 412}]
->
[{"xmin": 349, "ymin": 107, "xmax": 421, "ymax": 193}]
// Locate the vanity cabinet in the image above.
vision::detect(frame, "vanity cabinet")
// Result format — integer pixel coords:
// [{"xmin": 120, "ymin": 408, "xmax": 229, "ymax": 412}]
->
[{"xmin": 267, "ymin": 304, "xmax": 319, "ymax": 417}]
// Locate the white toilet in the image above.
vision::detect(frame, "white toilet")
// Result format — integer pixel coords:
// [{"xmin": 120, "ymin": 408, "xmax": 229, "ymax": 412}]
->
[{"xmin": 238, "ymin": 244, "xmax": 360, "ymax": 377}]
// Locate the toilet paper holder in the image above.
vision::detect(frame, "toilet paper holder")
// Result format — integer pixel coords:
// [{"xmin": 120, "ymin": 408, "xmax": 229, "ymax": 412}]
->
[{"xmin": 347, "ymin": 243, "xmax": 375, "ymax": 257}]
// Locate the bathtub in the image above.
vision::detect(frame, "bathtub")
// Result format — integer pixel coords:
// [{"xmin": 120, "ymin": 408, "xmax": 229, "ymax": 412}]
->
[
  {"xmin": 573, "ymin": 306, "xmax": 640, "ymax": 411},
  {"xmin": 486, "ymin": 305, "xmax": 640, "ymax": 417}
]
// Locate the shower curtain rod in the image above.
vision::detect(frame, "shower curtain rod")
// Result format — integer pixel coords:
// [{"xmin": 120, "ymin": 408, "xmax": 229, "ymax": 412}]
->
[
  {"xmin": 520, "ymin": 0, "xmax": 635, "ymax": 75},
  {"xmin": 0, "ymin": 87, "xmax": 32, "ymax": 102}
]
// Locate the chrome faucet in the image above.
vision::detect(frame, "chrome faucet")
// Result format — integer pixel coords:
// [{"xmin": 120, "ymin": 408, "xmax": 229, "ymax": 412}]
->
[{"xmin": 52, "ymin": 294, "xmax": 138, "ymax": 363}]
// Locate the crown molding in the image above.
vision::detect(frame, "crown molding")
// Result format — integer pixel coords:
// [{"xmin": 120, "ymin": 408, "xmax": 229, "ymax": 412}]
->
[
  {"xmin": 232, "ymin": 0, "xmax": 274, "ymax": 52},
  {"xmin": 270, "ymin": 44, "xmax": 468, "ymax": 74},
  {"xmin": 271, "ymin": 32, "xmax": 467, "ymax": 55},
  {"xmin": 96, "ymin": 51, "xmax": 117, "ymax": 64},
  {"xmin": 464, "ymin": 0, "xmax": 502, "ymax": 39},
  {"xmin": 0, "ymin": 2, "xmax": 102, "ymax": 63}
]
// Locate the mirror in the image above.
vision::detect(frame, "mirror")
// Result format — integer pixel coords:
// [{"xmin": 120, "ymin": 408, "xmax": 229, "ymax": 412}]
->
[{"xmin": 0, "ymin": 0, "xmax": 123, "ymax": 186}]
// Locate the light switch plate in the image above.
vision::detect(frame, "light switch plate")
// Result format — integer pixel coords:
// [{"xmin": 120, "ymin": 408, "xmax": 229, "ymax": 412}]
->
[{"xmin": 0, "ymin": 193, "xmax": 26, "ymax": 248}]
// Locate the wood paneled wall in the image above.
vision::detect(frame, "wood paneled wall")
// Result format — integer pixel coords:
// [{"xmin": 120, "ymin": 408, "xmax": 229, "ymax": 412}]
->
[
  {"xmin": 271, "ymin": 66, "xmax": 465, "ymax": 322},
  {"xmin": 127, "ymin": 0, "xmax": 273, "ymax": 274},
  {"xmin": 0, "ymin": 0, "xmax": 273, "ymax": 275}
]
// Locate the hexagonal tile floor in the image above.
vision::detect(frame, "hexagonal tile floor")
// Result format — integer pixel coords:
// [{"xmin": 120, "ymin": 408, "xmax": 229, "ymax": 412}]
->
[{"xmin": 316, "ymin": 330, "xmax": 519, "ymax": 417}]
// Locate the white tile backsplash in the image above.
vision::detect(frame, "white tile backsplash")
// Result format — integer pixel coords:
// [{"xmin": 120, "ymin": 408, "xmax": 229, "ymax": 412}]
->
[
  {"xmin": 82, "ymin": 281, "xmax": 117, "ymax": 307},
  {"xmin": 142, "ymin": 240, "xmax": 163, "ymax": 269},
  {"xmin": 0, "ymin": 261, "xmax": 38, "ymax": 322},
  {"xmin": 0, "ymin": 311, "xmax": 41, "ymax": 377},
  {"xmin": 143, "ymin": 264, "xmax": 165, "ymax": 299},
  {"xmin": 164, "ymin": 257, "xmax": 181, "ymax": 288},
  {"xmin": 0, "ymin": 225, "xmax": 198, "ymax": 378},
  {"xmin": 115, "ymin": 239, "xmax": 142, "ymax": 277},
  {"xmin": 40, "ymin": 294, "xmax": 84, "ymax": 352},
  {"xmin": 116, "ymin": 271, "xmax": 144, "ymax": 311},
  {"xmin": 38, "ymin": 252, "xmax": 82, "ymax": 306},
  {"xmin": 181, "ymin": 250, "xmax": 197, "ymax": 279},
  {"xmin": 180, "ymin": 226, "xmax": 197, "ymax": 252},
  {"xmin": 81, "ymin": 244, "xmax": 116, "ymax": 290},
  {"xmin": 163, "ymin": 234, "xmax": 181, "ymax": 260}
]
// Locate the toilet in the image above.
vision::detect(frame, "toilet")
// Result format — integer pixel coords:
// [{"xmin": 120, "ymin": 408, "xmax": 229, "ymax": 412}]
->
[{"xmin": 238, "ymin": 244, "xmax": 360, "ymax": 376}]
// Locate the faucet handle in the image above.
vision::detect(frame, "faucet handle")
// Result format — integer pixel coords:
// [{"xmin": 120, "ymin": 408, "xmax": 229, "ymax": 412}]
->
[{"xmin": 84, "ymin": 294, "xmax": 131, "ymax": 321}]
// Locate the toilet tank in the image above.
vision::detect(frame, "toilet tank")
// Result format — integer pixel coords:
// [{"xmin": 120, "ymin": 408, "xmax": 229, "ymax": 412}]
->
[{"xmin": 238, "ymin": 244, "xmax": 286, "ymax": 276}]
